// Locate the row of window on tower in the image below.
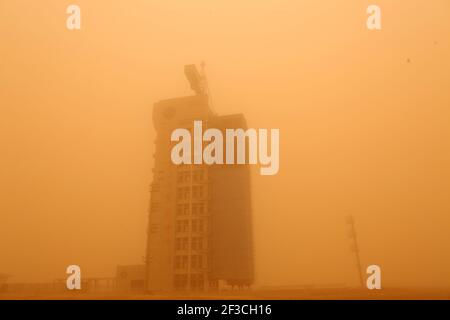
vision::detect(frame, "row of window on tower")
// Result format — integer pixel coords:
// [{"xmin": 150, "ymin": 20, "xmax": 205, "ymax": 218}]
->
[
  {"xmin": 176, "ymin": 203, "xmax": 205, "ymax": 216},
  {"xmin": 174, "ymin": 274, "xmax": 205, "ymax": 290},
  {"xmin": 176, "ymin": 186, "xmax": 205, "ymax": 200},
  {"xmin": 174, "ymin": 255, "xmax": 205, "ymax": 270},
  {"xmin": 177, "ymin": 170, "xmax": 205, "ymax": 183},
  {"xmin": 175, "ymin": 219, "xmax": 205, "ymax": 233},
  {"xmin": 175, "ymin": 237, "xmax": 205, "ymax": 251}
]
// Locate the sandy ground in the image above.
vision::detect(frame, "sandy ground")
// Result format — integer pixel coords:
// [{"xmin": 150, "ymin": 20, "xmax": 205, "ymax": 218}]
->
[{"xmin": 2, "ymin": 287, "xmax": 450, "ymax": 300}]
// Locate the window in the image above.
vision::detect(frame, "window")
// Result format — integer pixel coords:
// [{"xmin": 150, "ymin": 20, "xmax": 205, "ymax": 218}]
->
[
  {"xmin": 182, "ymin": 238, "xmax": 188, "ymax": 250},
  {"xmin": 192, "ymin": 203, "xmax": 204, "ymax": 216},
  {"xmin": 175, "ymin": 238, "xmax": 189, "ymax": 251},
  {"xmin": 190, "ymin": 274, "xmax": 204, "ymax": 290},
  {"xmin": 175, "ymin": 255, "xmax": 188, "ymax": 270},
  {"xmin": 191, "ymin": 255, "xmax": 197, "ymax": 268},
  {"xmin": 183, "ymin": 187, "xmax": 190, "ymax": 200},
  {"xmin": 177, "ymin": 171, "xmax": 190, "ymax": 183},
  {"xmin": 176, "ymin": 188, "xmax": 183, "ymax": 200},
  {"xmin": 191, "ymin": 255, "xmax": 203, "ymax": 269},
  {"xmin": 191, "ymin": 237, "xmax": 203, "ymax": 250},
  {"xmin": 176, "ymin": 220, "xmax": 189, "ymax": 233},
  {"xmin": 192, "ymin": 186, "xmax": 204, "ymax": 199},
  {"xmin": 191, "ymin": 237, "xmax": 198, "ymax": 250},
  {"xmin": 177, "ymin": 205, "xmax": 189, "ymax": 216},
  {"xmin": 192, "ymin": 220, "xmax": 204, "ymax": 233},
  {"xmin": 193, "ymin": 170, "xmax": 204, "ymax": 182},
  {"xmin": 191, "ymin": 220, "xmax": 204, "ymax": 232}
]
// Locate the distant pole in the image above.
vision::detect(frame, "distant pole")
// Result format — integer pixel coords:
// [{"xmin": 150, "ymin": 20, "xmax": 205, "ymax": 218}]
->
[{"xmin": 346, "ymin": 215, "xmax": 364, "ymax": 288}]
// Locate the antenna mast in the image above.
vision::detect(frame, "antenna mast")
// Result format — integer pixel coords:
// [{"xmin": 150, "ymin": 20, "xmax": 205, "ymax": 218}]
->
[
  {"xmin": 200, "ymin": 61, "xmax": 216, "ymax": 114},
  {"xmin": 184, "ymin": 62, "xmax": 216, "ymax": 114}
]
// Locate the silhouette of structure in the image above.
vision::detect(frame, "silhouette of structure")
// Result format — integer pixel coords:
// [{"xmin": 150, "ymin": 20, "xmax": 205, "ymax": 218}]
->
[
  {"xmin": 346, "ymin": 215, "xmax": 364, "ymax": 287},
  {"xmin": 116, "ymin": 265, "xmax": 145, "ymax": 292},
  {"xmin": 0, "ymin": 274, "xmax": 11, "ymax": 293},
  {"xmin": 145, "ymin": 65, "xmax": 254, "ymax": 291}
]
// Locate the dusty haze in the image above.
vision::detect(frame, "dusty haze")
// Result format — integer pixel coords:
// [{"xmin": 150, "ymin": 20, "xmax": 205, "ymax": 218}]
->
[{"xmin": 1, "ymin": 0, "xmax": 450, "ymax": 289}]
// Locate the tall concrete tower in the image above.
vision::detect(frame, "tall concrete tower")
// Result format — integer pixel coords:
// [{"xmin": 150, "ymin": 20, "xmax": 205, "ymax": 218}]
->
[{"xmin": 145, "ymin": 66, "xmax": 254, "ymax": 292}]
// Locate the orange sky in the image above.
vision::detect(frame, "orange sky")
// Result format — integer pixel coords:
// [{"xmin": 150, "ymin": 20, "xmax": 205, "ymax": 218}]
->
[{"xmin": 1, "ymin": 0, "xmax": 449, "ymax": 287}]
